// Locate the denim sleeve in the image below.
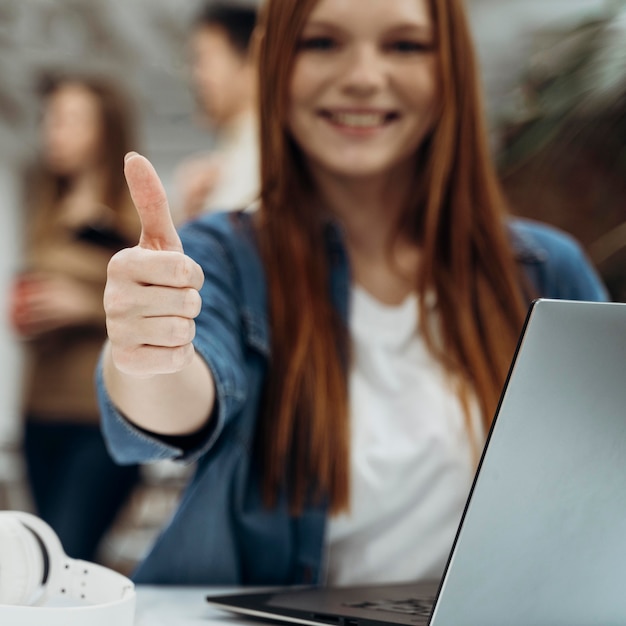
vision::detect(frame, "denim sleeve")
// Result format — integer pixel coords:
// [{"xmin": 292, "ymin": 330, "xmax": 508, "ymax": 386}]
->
[
  {"xmin": 97, "ymin": 220, "xmax": 248, "ymax": 465},
  {"xmin": 513, "ymin": 220, "xmax": 610, "ymax": 303}
]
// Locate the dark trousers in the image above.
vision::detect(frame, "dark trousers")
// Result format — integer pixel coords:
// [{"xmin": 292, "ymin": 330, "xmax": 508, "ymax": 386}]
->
[{"xmin": 23, "ymin": 419, "xmax": 140, "ymax": 562}]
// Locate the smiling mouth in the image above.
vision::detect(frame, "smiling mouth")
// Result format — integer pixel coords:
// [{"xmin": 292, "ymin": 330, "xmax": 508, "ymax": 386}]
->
[{"xmin": 321, "ymin": 110, "xmax": 398, "ymax": 129}]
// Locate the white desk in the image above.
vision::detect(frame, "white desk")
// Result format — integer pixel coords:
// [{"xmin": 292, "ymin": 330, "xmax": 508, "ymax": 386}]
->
[{"xmin": 135, "ymin": 586, "xmax": 259, "ymax": 626}]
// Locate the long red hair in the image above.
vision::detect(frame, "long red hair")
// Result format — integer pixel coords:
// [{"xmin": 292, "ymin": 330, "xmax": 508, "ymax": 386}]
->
[{"xmin": 256, "ymin": 0, "xmax": 529, "ymax": 514}]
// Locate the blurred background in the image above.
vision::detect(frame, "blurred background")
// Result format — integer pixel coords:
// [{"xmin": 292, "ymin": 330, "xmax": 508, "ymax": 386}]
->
[{"xmin": 0, "ymin": 0, "xmax": 623, "ymax": 574}]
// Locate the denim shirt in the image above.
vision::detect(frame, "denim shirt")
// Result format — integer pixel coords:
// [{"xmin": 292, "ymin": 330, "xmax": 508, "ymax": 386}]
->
[{"xmin": 96, "ymin": 211, "xmax": 608, "ymax": 585}]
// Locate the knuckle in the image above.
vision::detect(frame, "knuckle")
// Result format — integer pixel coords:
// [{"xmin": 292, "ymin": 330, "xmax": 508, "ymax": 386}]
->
[
  {"xmin": 183, "ymin": 288, "xmax": 203, "ymax": 318},
  {"xmin": 170, "ymin": 318, "xmax": 195, "ymax": 346},
  {"xmin": 103, "ymin": 284, "xmax": 134, "ymax": 318},
  {"xmin": 192, "ymin": 260, "xmax": 205, "ymax": 290},
  {"xmin": 102, "ymin": 284, "xmax": 116, "ymax": 315},
  {"xmin": 171, "ymin": 254, "xmax": 195, "ymax": 286},
  {"xmin": 171, "ymin": 255, "xmax": 204, "ymax": 290},
  {"xmin": 107, "ymin": 248, "xmax": 134, "ymax": 277},
  {"xmin": 106, "ymin": 319, "xmax": 138, "ymax": 351}
]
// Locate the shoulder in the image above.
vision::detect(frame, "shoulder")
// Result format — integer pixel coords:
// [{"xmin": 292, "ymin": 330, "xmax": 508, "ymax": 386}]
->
[
  {"xmin": 179, "ymin": 209, "xmax": 255, "ymax": 247},
  {"xmin": 178, "ymin": 210, "xmax": 260, "ymax": 273},
  {"xmin": 508, "ymin": 218, "xmax": 583, "ymax": 262},
  {"xmin": 180, "ymin": 210, "xmax": 269, "ymax": 352},
  {"xmin": 507, "ymin": 218, "xmax": 608, "ymax": 302}
]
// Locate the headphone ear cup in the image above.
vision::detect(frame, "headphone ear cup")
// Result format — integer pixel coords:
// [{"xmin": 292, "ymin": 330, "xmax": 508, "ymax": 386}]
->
[{"xmin": 0, "ymin": 515, "xmax": 45, "ymax": 606}]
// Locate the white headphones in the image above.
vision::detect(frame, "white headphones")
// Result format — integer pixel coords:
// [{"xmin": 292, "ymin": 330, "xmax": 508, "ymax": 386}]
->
[{"xmin": 0, "ymin": 511, "xmax": 135, "ymax": 626}]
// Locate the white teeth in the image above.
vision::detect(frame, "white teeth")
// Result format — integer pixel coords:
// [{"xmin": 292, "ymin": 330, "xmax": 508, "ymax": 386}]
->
[{"xmin": 330, "ymin": 112, "xmax": 387, "ymax": 128}]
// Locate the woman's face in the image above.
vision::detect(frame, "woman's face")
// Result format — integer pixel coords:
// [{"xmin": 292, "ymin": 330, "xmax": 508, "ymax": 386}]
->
[
  {"xmin": 42, "ymin": 83, "xmax": 103, "ymax": 176},
  {"xmin": 287, "ymin": 0, "xmax": 439, "ymax": 183}
]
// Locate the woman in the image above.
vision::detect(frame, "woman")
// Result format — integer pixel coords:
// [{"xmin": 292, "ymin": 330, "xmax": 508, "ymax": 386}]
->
[
  {"xmin": 98, "ymin": 0, "xmax": 607, "ymax": 585},
  {"xmin": 10, "ymin": 73, "xmax": 141, "ymax": 562}
]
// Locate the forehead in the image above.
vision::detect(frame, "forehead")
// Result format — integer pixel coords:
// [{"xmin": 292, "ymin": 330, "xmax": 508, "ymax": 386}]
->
[
  {"xmin": 305, "ymin": 0, "xmax": 433, "ymax": 30},
  {"xmin": 47, "ymin": 83, "xmax": 99, "ymax": 110}
]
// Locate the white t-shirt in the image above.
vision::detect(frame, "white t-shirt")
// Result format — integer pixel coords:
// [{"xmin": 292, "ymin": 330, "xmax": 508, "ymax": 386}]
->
[{"xmin": 324, "ymin": 286, "xmax": 484, "ymax": 586}]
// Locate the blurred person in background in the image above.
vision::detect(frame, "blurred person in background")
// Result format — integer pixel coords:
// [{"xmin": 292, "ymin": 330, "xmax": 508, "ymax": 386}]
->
[
  {"xmin": 175, "ymin": 0, "xmax": 259, "ymax": 222},
  {"xmin": 98, "ymin": 0, "xmax": 607, "ymax": 586},
  {"xmin": 7, "ymin": 72, "xmax": 142, "ymax": 563}
]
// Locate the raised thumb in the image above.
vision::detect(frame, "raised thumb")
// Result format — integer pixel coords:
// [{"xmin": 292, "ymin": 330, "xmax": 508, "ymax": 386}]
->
[{"xmin": 124, "ymin": 152, "xmax": 183, "ymax": 253}]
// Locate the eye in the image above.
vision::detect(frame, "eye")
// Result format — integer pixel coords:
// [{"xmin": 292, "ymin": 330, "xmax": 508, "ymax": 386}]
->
[
  {"xmin": 387, "ymin": 40, "xmax": 433, "ymax": 54},
  {"xmin": 297, "ymin": 36, "xmax": 337, "ymax": 52}
]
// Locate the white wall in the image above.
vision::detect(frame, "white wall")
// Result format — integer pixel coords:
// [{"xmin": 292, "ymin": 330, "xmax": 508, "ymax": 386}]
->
[{"xmin": 0, "ymin": 158, "xmax": 25, "ymax": 448}]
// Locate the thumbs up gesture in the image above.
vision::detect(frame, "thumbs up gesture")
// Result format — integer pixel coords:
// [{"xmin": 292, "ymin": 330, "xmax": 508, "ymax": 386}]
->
[{"xmin": 104, "ymin": 153, "xmax": 204, "ymax": 378}]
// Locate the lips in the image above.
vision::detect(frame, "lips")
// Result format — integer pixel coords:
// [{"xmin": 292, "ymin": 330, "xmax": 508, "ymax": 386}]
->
[{"xmin": 321, "ymin": 109, "xmax": 399, "ymax": 129}]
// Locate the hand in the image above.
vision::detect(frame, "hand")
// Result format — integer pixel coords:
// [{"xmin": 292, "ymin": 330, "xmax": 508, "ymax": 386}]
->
[
  {"xmin": 104, "ymin": 153, "xmax": 204, "ymax": 378},
  {"xmin": 9, "ymin": 272, "xmax": 100, "ymax": 338}
]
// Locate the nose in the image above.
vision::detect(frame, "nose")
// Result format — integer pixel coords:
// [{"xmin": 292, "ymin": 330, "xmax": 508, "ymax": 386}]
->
[{"xmin": 339, "ymin": 44, "xmax": 386, "ymax": 96}]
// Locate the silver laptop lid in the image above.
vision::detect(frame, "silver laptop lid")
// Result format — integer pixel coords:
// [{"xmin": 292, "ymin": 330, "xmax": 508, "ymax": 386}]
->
[{"xmin": 431, "ymin": 299, "xmax": 626, "ymax": 626}]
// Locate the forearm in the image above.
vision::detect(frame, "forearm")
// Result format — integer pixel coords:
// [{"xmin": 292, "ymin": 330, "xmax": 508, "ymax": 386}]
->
[{"xmin": 101, "ymin": 340, "xmax": 216, "ymax": 436}]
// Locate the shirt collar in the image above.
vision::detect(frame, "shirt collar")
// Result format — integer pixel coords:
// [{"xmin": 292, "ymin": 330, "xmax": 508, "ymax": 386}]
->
[{"xmin": 508, "ymin": 222, "xmax": 549, "ymax": 264}]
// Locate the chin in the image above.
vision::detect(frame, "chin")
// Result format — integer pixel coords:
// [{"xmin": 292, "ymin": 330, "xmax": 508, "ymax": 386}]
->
[
  {"xmin": 45, "ymin": 160, "xmax": 74, "ymax": 176},
  {"xmin": 322, "ymin": 161, "xmax": 399, "ymax": 180}
]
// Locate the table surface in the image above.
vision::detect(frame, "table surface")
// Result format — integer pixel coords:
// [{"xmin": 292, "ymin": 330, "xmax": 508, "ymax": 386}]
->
[{"xmin": 135, "ymin": 586, "xmax": 261, "ymax": 626}]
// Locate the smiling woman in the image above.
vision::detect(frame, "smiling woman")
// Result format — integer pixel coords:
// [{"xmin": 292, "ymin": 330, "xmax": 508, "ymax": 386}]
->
[{"xmin": 96, "ymin": 0, "xmax": 607, "ymax": 587}]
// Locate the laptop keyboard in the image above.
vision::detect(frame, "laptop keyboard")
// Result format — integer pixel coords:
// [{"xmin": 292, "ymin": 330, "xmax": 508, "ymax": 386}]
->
[{"xmin": 343, "ymin": 597, "xmax": 435, "ymax": 619}]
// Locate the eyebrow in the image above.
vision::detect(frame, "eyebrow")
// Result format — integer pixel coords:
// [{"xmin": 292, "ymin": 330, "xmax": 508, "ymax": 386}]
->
[
  {"xmin": 386, "ymin": 23, "xmax": 434, "ymax": 36},
  {"xmin": 302, "ymin": 20, "xmax": 434, "ymax": 37}
]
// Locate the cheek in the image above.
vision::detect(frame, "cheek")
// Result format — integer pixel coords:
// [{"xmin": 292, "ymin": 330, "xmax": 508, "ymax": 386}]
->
[
  {"xmin": 50, "ymin": 125, "xmax": 101, "ymax": 167},
  {"xmin": 287, "ymin": 62, "xmax": 329, "ymax": 147},
  {"xmin": 289, "ymin": 58, "xmax": 326, "ymax": 110},
  {"xmin": 404, "ymin": 66, "xmax": 440, "ymax": 126},
  {"xmin": 72, "ymin": 124, "xmax": 102, "ymax": 159}
]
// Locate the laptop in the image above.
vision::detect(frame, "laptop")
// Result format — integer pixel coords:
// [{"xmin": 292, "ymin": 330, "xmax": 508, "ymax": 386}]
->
[{"xmin": 206, "ymin": 299, "xmax": 626, "ymax": 626}]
